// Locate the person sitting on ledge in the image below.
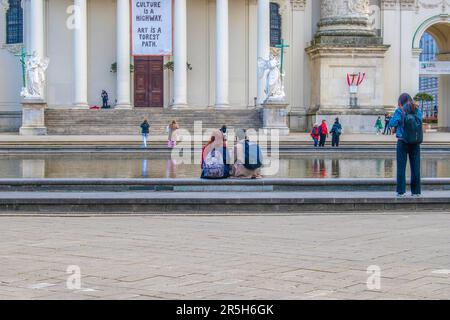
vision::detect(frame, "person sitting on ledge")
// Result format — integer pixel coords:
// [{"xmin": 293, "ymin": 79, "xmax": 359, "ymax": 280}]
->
[
  {"xmin": 201, "ymin": 130, "xmax": 230, "ymax": 179},
  {"xmin": 231, "ymin": 129, "xmax": 263, "ymax": 179}
]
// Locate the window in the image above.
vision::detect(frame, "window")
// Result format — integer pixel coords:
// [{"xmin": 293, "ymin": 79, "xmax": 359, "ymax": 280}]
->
[
  {"xmin": 270, "ymin": 3, "xmax": 281, "ymax": 47},
  {"xmin": 6, "ymin": 0, "xmax": 23, "ymax": 44}
]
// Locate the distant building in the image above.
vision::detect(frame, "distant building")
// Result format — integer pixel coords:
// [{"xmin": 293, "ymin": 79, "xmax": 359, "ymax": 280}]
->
[{"xmin": 419, "ymin": 32, "xmax": 439, "ymax": 118}]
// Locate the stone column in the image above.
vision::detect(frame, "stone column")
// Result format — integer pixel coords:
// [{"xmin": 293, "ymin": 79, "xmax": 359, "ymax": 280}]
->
[
  {"xmin": 257, "ymin": 0, "xmax": 270, "ymax": 105},
  {"xmin": 316, "ymin": 0, "xmax": 375, "ymax": 39},
  {"xmin": 305, "ymin": 0, "xmax": 389, "ymax": 133},
  {"xmin": 73, "ymin": 0, "xmax": 89, "ymax": 108},
  {"xmin": 215, "ymin": 0, "xmax": 229, "ymax": 108},
  {"xmin": 173, "ymin": 0, "xmax": 188, "ymax": 108},
  {"xmin": 116, "ymin": 0, "xmax": 132, "ymax": 109},
  {"xmin": 29, "ymin": 0, "xmax": 45, "ymax": 59}
]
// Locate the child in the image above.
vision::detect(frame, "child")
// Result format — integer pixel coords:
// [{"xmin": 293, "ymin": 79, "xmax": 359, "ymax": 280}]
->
[
  {"xmin": 375, "ymin": 116, "xmax": 383, "ymax": 135},
  {"xmin": 310, "ymin": 123, "xmax": 320, "ymax": 147}
]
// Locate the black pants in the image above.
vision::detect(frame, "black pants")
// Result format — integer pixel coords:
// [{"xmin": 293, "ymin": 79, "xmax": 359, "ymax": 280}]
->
[
  {"xmin": 332, "ymin": 134, "xmax": 340, "ymax": 147},
  {"xmin": 383, "ymin": 122, "xmax": 391, "ymax": 135},
  {"xmin": 319, "ymin": 134, "xmax": 327, "ymax": 147},
  {"xmin": 396, "ymin": 140, "xmax": 421, "ymax": 195}
]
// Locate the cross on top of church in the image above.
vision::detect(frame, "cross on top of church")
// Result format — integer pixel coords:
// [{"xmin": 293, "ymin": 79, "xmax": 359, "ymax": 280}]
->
[{"xmin": 275, "ymin": 39, "xmax": 289, "ymax": 77}]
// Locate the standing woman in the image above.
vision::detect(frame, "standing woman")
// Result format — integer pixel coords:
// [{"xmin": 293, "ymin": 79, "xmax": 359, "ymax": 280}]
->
[
  {"xmin": 140, "ymin": 118, "xmax": 150, "ymax": 148},
  {"xmin": 389, "ymin": 93, "xmax": 423, "ymax": 197},
  {"xmin": 167, "ymin": 120, "xmax": 179, "ymax": 149}
]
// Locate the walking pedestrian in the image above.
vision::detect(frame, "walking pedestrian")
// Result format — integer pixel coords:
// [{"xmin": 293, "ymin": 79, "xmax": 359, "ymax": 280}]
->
[
  {"xmin": 310, "ymin": 123, "xmax": 320, "ymax": 147},
  {"xmin": 389, "ymin": 93, "xmax": 423, "ymax": 197},
  {"xmin": 167, "ymin": 120, "xmax": 179, "ymax": 149},
  {"xmin": 375, "ymin": 116, "xmax": 383, "ymax": 135},
  {"xmin": 330, "ymin": 118, "xmax": 342, "ymax": 147},
  {"xmin": 140, "ymin": 118, "xmax": 150, "ymax": 148},
  {"xmin": 318, "ymin": 120, "xmax": 328, "ymax": 147},
  {"xmin": 383, "ymin": 113, "xmax": 392, "ymax": 135}
]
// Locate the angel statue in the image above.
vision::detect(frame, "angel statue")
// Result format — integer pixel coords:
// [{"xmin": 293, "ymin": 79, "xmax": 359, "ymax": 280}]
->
[
  {"xmin": 21, "ymin": 53, "xmax": 49, "ymax": 100},
  {"xmin": 258, "ymin": 55, "xmax": 285, "ymax": 103}
]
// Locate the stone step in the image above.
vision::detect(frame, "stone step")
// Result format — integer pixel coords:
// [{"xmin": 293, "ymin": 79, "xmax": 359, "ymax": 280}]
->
[
  {"xmin": 0, "ymin": 190, "xmax": 448, "ymax": 214},
  {"xmin": 45, "ymin": 109, "xmax": 263, "ymax": 135}
]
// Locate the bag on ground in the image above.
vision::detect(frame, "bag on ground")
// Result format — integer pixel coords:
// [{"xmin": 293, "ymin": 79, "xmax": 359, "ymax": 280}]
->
[{"xmin": 202, "ymin": 149, "xmax": 226, "ymax": 179}]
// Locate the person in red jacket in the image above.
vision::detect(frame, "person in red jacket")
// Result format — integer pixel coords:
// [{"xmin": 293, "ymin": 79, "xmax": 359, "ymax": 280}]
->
[
  {"xmin": 310, "ymin": 123, "xmax": 320, "ymax": 147},
  {"xmin": 318, "ymin": 120, "xmax": 328, "ymax": 147}
]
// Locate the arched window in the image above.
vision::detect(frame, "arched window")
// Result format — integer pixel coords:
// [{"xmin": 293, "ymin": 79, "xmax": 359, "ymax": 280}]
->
[
  {"xmin": 6, "ymin": 0, "xmax": 23, "ymax": 44},
  {"xmin": 270, "ymin": 3, "xmax": 281, "ymax": 47}
]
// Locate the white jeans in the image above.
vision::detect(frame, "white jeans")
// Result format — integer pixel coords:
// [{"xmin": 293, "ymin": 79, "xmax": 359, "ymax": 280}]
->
[{"xmin": 142, "ymin": 133, "xmax": 148, "ymax": 147}]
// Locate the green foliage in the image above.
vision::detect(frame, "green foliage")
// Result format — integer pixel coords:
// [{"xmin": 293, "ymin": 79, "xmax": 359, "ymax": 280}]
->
[
  {"xmin": 163, "ymin": 61, "xmax": 192, "ymax": 71},
  {"xmin": 110, "ymin": 63, "xmax": 134, "ymax": 73},
  {"xmin": 414, "ymin": 92, "xmax": 434, "ymax": 102}
]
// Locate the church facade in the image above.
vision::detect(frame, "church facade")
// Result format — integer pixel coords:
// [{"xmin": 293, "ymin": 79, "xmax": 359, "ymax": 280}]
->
[{"xmin": 0, "ymin": 0, "xmax": 449, "ymax": 134}]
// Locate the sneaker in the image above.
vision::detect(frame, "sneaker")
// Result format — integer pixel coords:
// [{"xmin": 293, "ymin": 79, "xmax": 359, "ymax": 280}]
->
[
  {"xmin": 411, "ymin": 194, "xmax": 422, "ymax": 198},
  {"xmin": 396, "ymin": 193, "xmax": 406, "ymax": 198}
]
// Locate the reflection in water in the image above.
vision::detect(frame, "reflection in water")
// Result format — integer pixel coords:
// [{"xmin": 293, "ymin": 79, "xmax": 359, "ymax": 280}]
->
[
  {"xmin": 0, "ymin": 154, "xmax": 447, "ymax": 179},
  {"xmin": 332, "ymin": 159, "xmax": 340, "ymax": 178},
  {"xmin": 166, "ymin": 160, "xmax": 177, "ymax": 178},
  {"xmin": 141, "ymin": 159, "xmax": 149, "ymax": 178}
]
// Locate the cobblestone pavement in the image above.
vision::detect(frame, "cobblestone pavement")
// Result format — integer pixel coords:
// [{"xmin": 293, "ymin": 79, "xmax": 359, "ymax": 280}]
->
[{"xmin": 1, "ymin": 213, "xmax": 450, "ymax": 300}]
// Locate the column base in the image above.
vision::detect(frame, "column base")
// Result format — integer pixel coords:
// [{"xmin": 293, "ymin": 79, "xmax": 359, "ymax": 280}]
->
[
  {"xmin": 72, "ymin": 103, "xmax": 90, "ymax": 109},
  {"xmin": 115, "ymin": 104, "xmax": 133, "ymax": 110},
  {"xmin": 171, "ymin": 103, "xmax": 188, "ymax": 109},
  {"xmin": 214, "ymin": 104, "xmax": 230, "ymax": 108}
]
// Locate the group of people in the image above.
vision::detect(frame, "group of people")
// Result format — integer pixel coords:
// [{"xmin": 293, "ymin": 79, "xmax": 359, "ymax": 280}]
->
[
  {"xmin": 139, "ymin": 91, "xmax": 423, "ymax": 195},
  {"xmin": 140, "ymin": 119, "xmax": 179, "ymax": 149},
  {"xmin": 139, "ymin": 120, "xmax": 263, "ymax": 180},
  {"xmin": 311, "ymin": 118, "xmax": 343, "ymax": 147},
  {"xmin": 375, "ymin": 113, "xmax": 394, "ymax": 135},
  {"xmin": 201, "ymin": 127, "xmax": 263, "ymax": 179}
]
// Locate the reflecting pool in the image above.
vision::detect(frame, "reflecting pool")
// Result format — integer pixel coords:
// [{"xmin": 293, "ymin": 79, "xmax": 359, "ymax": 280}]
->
[{"xmin": 0, "ymin": 152, "xmax": 449, "ymax": 179}]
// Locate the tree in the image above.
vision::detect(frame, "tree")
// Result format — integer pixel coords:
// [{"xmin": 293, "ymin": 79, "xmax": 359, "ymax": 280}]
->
[{"xmin": 414, "ymin": 92, "xmax": 434, "ymax": 112}]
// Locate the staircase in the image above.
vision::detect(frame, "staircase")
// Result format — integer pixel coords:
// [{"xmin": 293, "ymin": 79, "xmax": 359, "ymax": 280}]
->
[{"xmin": 45, "ymin": 108, "xmax": 263, "ymax": 135}]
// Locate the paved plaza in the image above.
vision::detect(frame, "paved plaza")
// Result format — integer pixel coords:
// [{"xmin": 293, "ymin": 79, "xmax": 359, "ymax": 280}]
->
[{"xmin": 1, "ymin": 213, "xmax": 450, "ymax": 300}]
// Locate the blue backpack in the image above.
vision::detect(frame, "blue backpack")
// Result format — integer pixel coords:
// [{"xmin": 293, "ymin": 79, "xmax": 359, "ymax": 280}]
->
[
  {"xmin": 402, "ymin": 108, "xmax": 423, "ymax": 145},
  {"xmin": 244, "ymin": 141, "xmax": 263, "ymax": 170}
]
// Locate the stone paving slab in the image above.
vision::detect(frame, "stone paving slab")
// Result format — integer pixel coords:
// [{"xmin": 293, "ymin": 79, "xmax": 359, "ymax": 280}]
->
[{"xmin": 1, "ymin": 214, "xmax": 450, "ymax": 299}]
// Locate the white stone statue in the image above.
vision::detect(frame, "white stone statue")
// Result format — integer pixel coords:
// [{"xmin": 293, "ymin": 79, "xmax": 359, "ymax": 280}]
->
[
  {"xmin": 258, "ymin": 55, "xmax": 285, "ymax": 103},
  {"xmin": 21, "ymin": 53, "xmax": 49, "ymax": 100}
]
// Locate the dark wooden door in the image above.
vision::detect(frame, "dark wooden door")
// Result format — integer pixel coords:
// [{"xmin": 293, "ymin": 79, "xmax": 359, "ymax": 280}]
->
[{"xmin": 134, "ymin": 56, "xmax": 163, "ymax": 107}]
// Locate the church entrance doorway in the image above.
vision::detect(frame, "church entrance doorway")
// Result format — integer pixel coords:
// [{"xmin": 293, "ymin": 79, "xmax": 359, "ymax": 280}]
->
[{"xmin": 134, "ymin": 56, "xmax": 164, "ymax": 107}]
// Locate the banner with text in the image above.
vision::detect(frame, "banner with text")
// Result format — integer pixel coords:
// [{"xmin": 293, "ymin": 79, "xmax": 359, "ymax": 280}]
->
[
  {"xmin": 131, "ymin": 1, "xmax": 172, "ymax": 56},
  {"xmin": 420, "ymin": 61, "xmax": 450, "ymax": 75}
]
